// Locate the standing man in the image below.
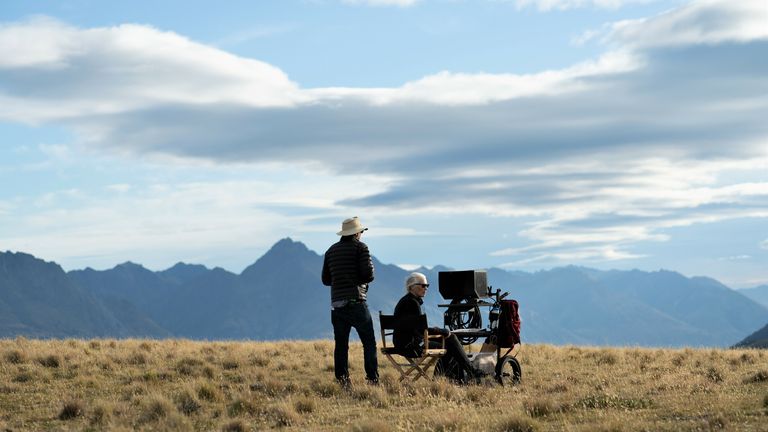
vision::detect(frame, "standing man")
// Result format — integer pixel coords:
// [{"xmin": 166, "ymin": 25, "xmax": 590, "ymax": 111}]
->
[{"xmin": 321, "ymin": 216, "xmax": 379, "ymax": 386}]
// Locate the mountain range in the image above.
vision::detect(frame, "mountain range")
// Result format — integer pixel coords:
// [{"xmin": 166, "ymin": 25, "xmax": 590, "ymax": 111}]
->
[{"xmin": 2, "ymin": 238, "xmax": 767, "ymax": 347}]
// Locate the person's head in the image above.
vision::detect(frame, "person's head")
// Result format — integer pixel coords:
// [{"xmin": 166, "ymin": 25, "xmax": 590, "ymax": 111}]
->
[
  {"xmin": 337, "ymin": 216, "xmax": 368, "ymax": 239},
  {"xmin": 405, "ymin": 272, "xmax": 430, "ymax": 298}
]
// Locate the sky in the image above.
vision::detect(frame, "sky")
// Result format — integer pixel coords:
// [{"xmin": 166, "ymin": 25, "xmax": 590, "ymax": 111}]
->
[{"xmin": 0, "ymin": 0, "xmax": 766, "ymax": 288}]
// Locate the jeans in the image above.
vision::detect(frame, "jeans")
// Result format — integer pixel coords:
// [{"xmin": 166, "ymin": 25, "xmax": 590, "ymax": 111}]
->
[{"xmin": 331, "ymin": 302, "xmax": 379, "ymax": 382}]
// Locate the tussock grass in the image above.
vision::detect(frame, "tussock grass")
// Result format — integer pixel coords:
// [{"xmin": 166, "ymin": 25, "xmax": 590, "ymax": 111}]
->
[
  {"xmin": 58, "ymin": 400, "xmax": 85, "ymax": 420},
  {"xmin": 0, "ymin": 339, "xmax": 767, "ymax": 431}
]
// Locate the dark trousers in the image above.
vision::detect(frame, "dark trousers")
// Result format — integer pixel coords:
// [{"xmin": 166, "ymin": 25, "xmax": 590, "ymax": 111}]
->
[
  {"xmin": 331, "ymin": 302, "xmax": 379, "ymax": 382},
  {"xmin": 429, "ymin": 334, "xmax": 474, "ymax": 375}
]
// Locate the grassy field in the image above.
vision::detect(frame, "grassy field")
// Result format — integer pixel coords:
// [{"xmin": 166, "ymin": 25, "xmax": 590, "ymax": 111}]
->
[{"xmin": 1, "ymin": 338, "xmax": 767, "ymax": 431}]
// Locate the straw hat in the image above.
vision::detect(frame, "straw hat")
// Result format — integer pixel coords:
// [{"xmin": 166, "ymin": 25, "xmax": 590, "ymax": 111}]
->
[{"xmin": 337, "ymin": 216, "xmax": 368, "ymax": 236}]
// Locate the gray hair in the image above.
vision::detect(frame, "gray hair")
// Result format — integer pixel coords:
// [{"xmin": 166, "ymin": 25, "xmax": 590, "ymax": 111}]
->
[{"xmin": 405, "ymin": 272, "xmax": 427, "ymax": 293}]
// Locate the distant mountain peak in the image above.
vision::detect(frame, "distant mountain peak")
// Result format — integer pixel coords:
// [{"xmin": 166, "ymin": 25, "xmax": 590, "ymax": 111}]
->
[
  {"xmin": 165, "ymin": 262, "xmax": 209, "ymax": 272},
  {"xmin": 115, "ymin": 261, "xmax": 147, "ymax": 271},
  {"xmin": 240, "ymin": 237, "xmax": 318, "ymax": 278}
]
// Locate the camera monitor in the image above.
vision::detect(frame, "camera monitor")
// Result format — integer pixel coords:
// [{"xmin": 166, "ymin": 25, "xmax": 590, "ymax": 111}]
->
[{"xmin": 438, "ymin": 270, "xmax": 489, "ymax": 300}]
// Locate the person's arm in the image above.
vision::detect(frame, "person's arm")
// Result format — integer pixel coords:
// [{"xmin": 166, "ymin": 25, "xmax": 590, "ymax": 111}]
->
[
  {"xmin": 357, "ymin": 242, "xmax": 374, "ymax": 284},
  {"xmin": 321, "ymin": 252, "xmax": 332, "ymax": 286}
]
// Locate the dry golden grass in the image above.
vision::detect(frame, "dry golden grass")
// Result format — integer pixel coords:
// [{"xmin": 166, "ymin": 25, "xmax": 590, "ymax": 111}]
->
[{"xmin": 0, "ymin": 337, "xmax": 767, "ymax": 431}]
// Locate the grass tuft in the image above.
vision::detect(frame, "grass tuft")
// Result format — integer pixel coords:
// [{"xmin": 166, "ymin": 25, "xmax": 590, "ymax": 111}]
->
[
  {"xmin": 227, "ymin": 396, "xmax": 259, "ymax": 417},
  {"xmin": 38, "ymin": 354, "xmax": 61, "ymax": 368},
  {"xmin": 495, "ymin": 414, "xmax": 540, "ymax": 432},
  {"xmin": 175, "ymin": 388, "xmax": 202, "ymax": 415},
  {"xmin": 294, "ymin": 396, "xmax": 315, "ymax": 413},
  {"xmin": 197, "ymin": 381, "xmax": 220, "ymax": 402},
  {"xmin": 89, "ymin": 402, "xmax": 111, "ymax": 426},
  {"xmin": 743, "ymin": 370, "xmax": 768, "ymax": 384},
  {"xmin": 58, "ymin": 400, "xmax": 85, "ymax": 420},
  {"xmin": 267, "ymin": 401, "xmax": 300, "ymax": 427},
  {"xmin": 221, "ymin": 419, "xmax": 249, "ymax": 432},
  {"xmin": 139, "ymin": 395, "xmax": 174, "ymax": 423},
  {"xmin": 4, "ymin": 349, "xmax": 27, "ymax": 364},
  {"xmin": 310, "ymin": 379, "xmax": 340, "ymax": 398},
  {"xmin": 576, "ymin": 393, "xmax": 652, "ymax": 410},
  {"xmin": 351, "ymin": 419, "xmax": 393, "ymax": 432},
  {"xmin": 524, "ymin": 397, "xmax": 565, "ymax": 417}
]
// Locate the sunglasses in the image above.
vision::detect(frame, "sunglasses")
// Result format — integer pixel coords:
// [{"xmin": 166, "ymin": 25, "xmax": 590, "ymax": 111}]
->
[{"xmin": 416, "ymin": 283, "xmax": 430, "ymax": 288}]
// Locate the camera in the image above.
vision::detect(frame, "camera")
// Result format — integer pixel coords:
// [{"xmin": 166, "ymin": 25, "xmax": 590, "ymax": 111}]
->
[{"xmin": 438, "ymin": 270, "xmax": 489, "ymax": 300}]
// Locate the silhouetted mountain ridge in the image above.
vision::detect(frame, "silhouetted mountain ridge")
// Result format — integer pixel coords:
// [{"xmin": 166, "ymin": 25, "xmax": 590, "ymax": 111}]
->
[{"xmin": 2, "ymin": 240, "xmax": 767, "ymax": 347}]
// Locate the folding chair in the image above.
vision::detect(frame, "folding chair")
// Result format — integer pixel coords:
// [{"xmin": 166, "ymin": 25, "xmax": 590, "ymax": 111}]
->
[{"xmin": 379, "ymin": 311, "xmax": 447, "ymax": 382}]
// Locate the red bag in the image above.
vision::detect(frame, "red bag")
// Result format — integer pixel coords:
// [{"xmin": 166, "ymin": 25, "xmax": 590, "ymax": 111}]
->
[{"xmin": 498, "ymin": 299, "xmax": 521, "ymax": 348}]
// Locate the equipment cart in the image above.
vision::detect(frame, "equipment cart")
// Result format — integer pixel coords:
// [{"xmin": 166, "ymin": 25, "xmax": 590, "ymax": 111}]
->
[{"xmin": 437, "ymin": 270, "xmax": 522, "ymax": 385}]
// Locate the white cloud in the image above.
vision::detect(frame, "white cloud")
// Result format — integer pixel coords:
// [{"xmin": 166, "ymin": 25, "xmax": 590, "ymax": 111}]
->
[
  {"xmin": 0, "ymin": 17, "xmax": 306, "ymax": 123},
  {"xmin": 0, "ymin": 0, "xmax": 766, "ymax": 267},
  {"xmin": 514, "ymin": 0, "xmax": 657, "ymax": 12},
  {"xmin": 0, "ymin": 168, "xmax": 392, "ymax": 269},
  {"xmin": 603, "ymin": 0, "xmax": 768, "ymax": 48},
  {"xmin": 342, "ymin": 0, "xmax": 420, "ymax": 7},
  {"xmin": 761, "ymin": 239, "xmax": 768, "ymax": 250}
]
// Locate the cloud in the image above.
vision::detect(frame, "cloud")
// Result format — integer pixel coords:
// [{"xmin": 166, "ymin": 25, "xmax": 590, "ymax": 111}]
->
[
  {"xmin": 1, "ymin": 0, "xmax": 767, "ymax": 266},
  {"xmin": 602, "ymin": 0, "xmax": 768, "ymax": 48},
  {"xmin": 0, "ymin": 17, "xmax": 305, "ymax": 123},
  {"xmin": 342, "ymin": 0, "xmax": 420, "ymax": 6},
  {"xmin": 761, "ymin": 239, "xmax": 768, "ymax": 250},
  {"xmin": 513, "ymin": 0, "xmax": 657, "ymax": 12}
]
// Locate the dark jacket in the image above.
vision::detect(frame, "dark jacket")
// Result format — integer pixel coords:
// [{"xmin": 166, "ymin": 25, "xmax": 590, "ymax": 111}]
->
[
  {"xmin": 321, "ymin": 236, "xmax": 375, "ymax": 303},
  {"xmin": 393, "ymin": 292, "xmax": 427, "ymax": 357}
]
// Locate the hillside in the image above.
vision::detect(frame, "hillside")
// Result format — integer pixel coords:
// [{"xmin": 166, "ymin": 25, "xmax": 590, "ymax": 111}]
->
[
  {"xmin": 3, "ymin": 240, "xmax": 768, "ymax": 346},
  {"xmin": 734, "ymin": 322, "xmax": 768, "ymax": 349},
  {"xmin": 0, "ymin": 338, "xmax": 766, "ymax": 431},
  {"xmin": 0, "ymin": 252, "xmax": 166, "ymax": 338},
  {"xmin": 740, "ymin": 285, "xmax": 768, "ymax": 309}
]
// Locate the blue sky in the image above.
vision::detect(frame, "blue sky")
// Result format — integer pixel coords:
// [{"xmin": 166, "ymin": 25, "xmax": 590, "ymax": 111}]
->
[{"xmin": 1, "ymin": 0, "xmax": 766, "ymax": 288}]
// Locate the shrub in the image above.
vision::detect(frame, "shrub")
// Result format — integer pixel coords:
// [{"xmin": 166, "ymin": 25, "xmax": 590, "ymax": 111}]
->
[{"xmin": 58, "ymin": 400, "xmax": 85, "ymax": 420}]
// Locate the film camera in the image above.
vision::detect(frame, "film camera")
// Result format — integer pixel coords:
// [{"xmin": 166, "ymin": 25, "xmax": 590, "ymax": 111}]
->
[{"xmin": 438, "ymin": 270, "xmax": 492, "ymax": 344}]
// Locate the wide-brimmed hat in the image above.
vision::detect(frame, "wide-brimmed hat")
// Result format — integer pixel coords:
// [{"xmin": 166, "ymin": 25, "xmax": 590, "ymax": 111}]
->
[{"xmin": 337, "ymin": 216, "xmax": 368, "ymax": 236}]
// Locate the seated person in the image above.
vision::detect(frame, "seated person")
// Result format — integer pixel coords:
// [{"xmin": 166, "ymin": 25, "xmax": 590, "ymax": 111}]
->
[{"xmin": 393, "ymin": 272, "xmax": 484, "ymax": 381}]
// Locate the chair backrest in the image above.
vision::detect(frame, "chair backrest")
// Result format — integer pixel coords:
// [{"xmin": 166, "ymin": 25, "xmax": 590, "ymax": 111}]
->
[{"xmin": 379, "ymin": 311, "xmax": 427, "ymax": 349}]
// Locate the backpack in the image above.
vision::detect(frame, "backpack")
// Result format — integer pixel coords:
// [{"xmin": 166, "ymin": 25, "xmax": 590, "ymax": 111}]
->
[{"xmin": 497, "ymin": 299, "xmax": 521, "ymax": 348}]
